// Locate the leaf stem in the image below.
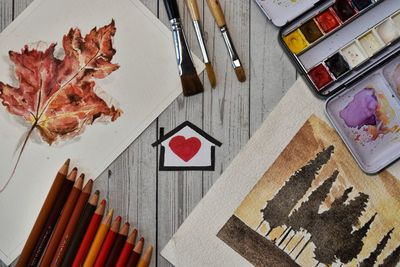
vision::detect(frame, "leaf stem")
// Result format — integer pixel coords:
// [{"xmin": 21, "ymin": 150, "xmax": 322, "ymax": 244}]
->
[{"xmin": 0, "ymin": 122, "xmax": 36, "ymax": 192}]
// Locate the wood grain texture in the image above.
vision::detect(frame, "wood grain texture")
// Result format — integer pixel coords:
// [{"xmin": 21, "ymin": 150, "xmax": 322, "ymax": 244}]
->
[{"xmin": 0, "ymin": 0, "xmax": 294, "ymax": 266}]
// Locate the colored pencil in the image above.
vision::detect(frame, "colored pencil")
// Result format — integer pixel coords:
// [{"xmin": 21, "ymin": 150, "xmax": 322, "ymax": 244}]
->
[
  {"xmin": 116, "ymin": 229, "xmax": 138, "ymax": 267},
  {"xmin": 72, "ymin": 199, "xmax": 106, "ymax": 267},
  {"xmin": 105, "ymin": 222, "xmax": 130, "ymax": 267},
  {"xmin": 94, "ymin": 216, "xmax": 122, "ymax": 267},
  {"xmin": 40, "ymin": 174, "xmax": 84, "ymax": 267},
  {"xmin": 137, "ymin": 245, "xmax": 153, "ymax": 267},
  {"xmin": 83, "ymin": 209, "xmax": 114, "ymax": 267},
  {"xmin": 28, "ymin": 167, "xmax": 77, "ymax": 266},
  {"xmin": 16, "ymin": 159, "xmax": 70, "ymax": 267},
  {"xmin": 51, "ymin": 179, "xmax": 94, "ymax": 267},
  {"xmin": 126, "ymin": 237, "xmax": 144, "ymax": 267}
]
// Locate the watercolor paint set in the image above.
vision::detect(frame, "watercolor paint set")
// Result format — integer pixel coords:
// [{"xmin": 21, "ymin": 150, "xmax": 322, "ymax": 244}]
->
[{"xmin": 255, "ymin": 0, "xmax": 400, "ymax": 173}]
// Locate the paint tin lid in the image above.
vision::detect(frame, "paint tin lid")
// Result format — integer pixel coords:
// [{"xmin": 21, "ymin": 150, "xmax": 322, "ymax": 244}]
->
[{"xmin": 254, "ymin": 0, "xmax": 327, "ymax": 27}]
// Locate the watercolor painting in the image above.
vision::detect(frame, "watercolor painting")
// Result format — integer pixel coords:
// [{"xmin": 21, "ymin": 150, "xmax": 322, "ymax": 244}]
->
[
  {"xmin": 0, "ymin": 20, "xmax": 121, "ymax": 191},
  {"xmin": 218, "ymin": 115, "xmax": 400, "ymax": 267}
]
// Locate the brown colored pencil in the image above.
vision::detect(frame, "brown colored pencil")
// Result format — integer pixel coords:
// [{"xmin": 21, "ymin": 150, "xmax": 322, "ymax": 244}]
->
[
  {"xmin": 60, "ymin": 191, "xmax": 99, "ymax": 267},
  {"xmin": 16, "ymin": 159, "xmax": 70, "ymax": 267},
  {"xmin": 126, "ymin": 237, "xmax": 144, "ymax": 267},
  {"xmin": 105, "ymin": 222, "xmax": 130, "ymax": 267},
  {"xmin": 50, "ymin": 179, "xmax": 93, "ymax": 267},
  {"xmin": 137, "ymin": 245, "xmax": 153, "ymax": 267},
  {"xmin": 27, "ymin": 167, "xmax": 77, "ymax": 266},
  {"xmin": 40, "ymin": 174, "xmax": 84, "ymax": 267}
]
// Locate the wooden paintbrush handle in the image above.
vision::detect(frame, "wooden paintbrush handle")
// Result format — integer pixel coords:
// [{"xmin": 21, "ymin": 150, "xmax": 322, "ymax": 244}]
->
[
  {"xmin": 206, "ymin": 0, "xmax": 226, "ymax": 28},
  {"xmin": 186, "ymin": 0, "xmax": 201, "ymax": 21}
]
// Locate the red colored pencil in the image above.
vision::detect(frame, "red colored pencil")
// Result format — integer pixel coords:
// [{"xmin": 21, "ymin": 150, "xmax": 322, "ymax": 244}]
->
[
  {"xmin": 115, "ymin": 229, "xmax": 138, "ymax": 267},
  {"xmin": 105, "ymin": 222, "xmax": 130, "ymax": 267},
  {"xmin": 72, "ymin": 199, "xmax": 106, "ymax": 267},
  {"xmin": 94, "ymin": 216, "xmax": 122, "ymax": 267},
  {"xmin": 126, "ymin": 237, "xmax": 144, "ymax": 267}
]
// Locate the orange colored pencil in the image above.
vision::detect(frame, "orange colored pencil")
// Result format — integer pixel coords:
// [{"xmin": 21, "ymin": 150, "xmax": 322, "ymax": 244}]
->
[
  {"xmin": 126, "ymin": 237, "xmax": 144, "ymax": 267},
  {"xmin": 83, "ymin": 209, "xmax": 114, "ymax": 267},
  {"xmin": 137, "ymin": 245, "xmax": 153, "ymax": 267},
  {"xmin": 72, "ymin": 199, "xmax": 106, "ymax": 267},
  {"xmin": 116, "ymin": 229, "xmax": 138, "ymax": 267},
  {"xmin": 40, "ymin": 174, "xmax": 84, "ymax": 267},
  {"xmin": 51, "ymin": 179, "xmax": 94, "ymax": 267},
  {"xmin": 94, "ymin": 216, "xmax": 122, "ymax": 267},
  {"xmin": 105, "ymin": 222, "xmax": 130, "ymax": 267},
  {"xmin": 16, "ymin": 159, "xmax": 70, "ymax": 267},
  {"xmin": 28, "ymin": 168, "xmax": 77, "ymax": 266}
]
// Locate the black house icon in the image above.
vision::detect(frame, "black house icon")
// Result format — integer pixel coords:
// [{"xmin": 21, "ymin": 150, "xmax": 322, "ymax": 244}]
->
[{"xmin": 152, "ymin": 121, "xmax": 222, "ymax": 171}]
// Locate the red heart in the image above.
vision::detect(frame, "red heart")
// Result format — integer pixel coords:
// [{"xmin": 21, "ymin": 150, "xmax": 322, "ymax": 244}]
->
[{"xmin": 168, "ymin": 135, "xmax": 201, "ymax": 162}]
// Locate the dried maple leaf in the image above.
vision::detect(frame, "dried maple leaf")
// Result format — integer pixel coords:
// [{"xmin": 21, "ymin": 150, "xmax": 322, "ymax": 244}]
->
[{"xmin": 0, "ymin": 20, "xmax": 121, "ymax": 191}]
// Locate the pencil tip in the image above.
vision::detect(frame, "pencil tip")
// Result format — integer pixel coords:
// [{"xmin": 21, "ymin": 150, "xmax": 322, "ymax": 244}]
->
[
  {"xmin": 60, "ymin": 159, "xmax": 71, "ymax": 174},
  {"xmin": 95, "ymin": 190, "xmax": 100, "ymax": 195},
  {"xmin": 181, "ymin": 73, "xmax": 204, "ymax": 96},
  {"xmin": 205, "ymin": 63, "xmax": 217, "ymax": 88},
  {"xmin": 100, "ymin": 199, "xmax": 106, "ymax": 205},
  {"xmin": 116, "ymin": 216, "xmax": 122, "ymax": 222}
]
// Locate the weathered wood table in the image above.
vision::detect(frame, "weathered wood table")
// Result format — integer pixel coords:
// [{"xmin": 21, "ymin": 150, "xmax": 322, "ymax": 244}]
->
[{"xmin": 0, "ymin": 0, "xmax": 296, "ymax": 266}]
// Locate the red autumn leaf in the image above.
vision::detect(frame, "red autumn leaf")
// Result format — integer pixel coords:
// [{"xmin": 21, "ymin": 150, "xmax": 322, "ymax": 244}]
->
[{"xmin": 0, "ymin": 20, "xmax": 121, "ymax": 190}]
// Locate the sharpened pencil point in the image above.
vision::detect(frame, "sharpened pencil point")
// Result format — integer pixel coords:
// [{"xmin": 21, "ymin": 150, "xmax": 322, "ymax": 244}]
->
[
  {"xmin": 181, "ymin": 73, "xmax": 204, "ymax": 96},
  {"xmin": 205, "ymin": 63, "xmax": 217, "ymax": 88},
  {"xmin": 234, "ymin": 66, "xmax": 246, "ymax": 83}
]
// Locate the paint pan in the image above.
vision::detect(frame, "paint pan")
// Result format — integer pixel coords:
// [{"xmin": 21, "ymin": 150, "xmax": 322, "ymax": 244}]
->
[
  {"xmin": 351, "ymin": 0, "xmax": 373, "ymax": 11},
  {"xmin": 332, "ymin": 0, "xmax": 357, "ymax": 22},
  {"xmin": 376, "ymin": 19, "xmax": 400, "ymax": 44},
  {"xmin": 325, "ymin": 52, "xmax": 350, "ymax": 78},
  {"xmin": 326, "ymin": 65, "xmax": 400, "ymax": 173},
  {"xmin": 392, "ymin": 12, "xmax": 400, "ymax": 29},
  {"xmin": 308, "ymin": 64, "xmax": 333, "ymax": 90},
  {"xmin": 299, "ymin": 19, "xmax": 324, "ymax": 43},
  {"xmin": 315, "ymin": 9, "xmax": 341, "ymax": 34},
  {"xmin": 358, "ymin": 30, "xmax": 385, "ymax": 57},
  {"xmin": 341, "ymin": 41, "xmax": 367, "ymax": 68},
  {"xmin": 283, "ymin": 29, "xmax": 308, "ymax": 54}
]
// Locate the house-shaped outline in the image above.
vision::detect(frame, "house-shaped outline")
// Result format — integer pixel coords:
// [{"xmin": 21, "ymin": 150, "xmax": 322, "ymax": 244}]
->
[{"xmin": 152, "ymin": 121, "xmax": 222, "ymax": 171}]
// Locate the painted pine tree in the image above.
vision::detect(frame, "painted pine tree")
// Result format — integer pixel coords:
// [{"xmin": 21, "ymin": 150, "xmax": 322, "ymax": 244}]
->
[
  {"xmin": 336, "ymin": 213, "xmax": 377, "ymax": 264},
  {"xmin": 260, "ymin": 146, "xmax": 334, "ymax": 233},
  {"xmin": 360, "ymin": 229, "xmax": 394, "ymax": 267},
  {"xmin": 379, "ymin": 244, "xmax": 400, "ymax": 267}
]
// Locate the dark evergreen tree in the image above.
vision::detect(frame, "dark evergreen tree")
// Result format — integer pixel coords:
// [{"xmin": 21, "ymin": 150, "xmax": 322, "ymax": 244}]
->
[
  {"xmin": 288, "ymin": 170, "xmax": 339, "ymax": 233},
  {"xmin": 260, "ymin": 146, "xmax": 334, "ymax": 231},
  {"xmin": 360, "ymin": 228, "xmax": 394, "ymax": 267},
  {"xmin": 309, "ymin": 192, "xmax": 369, "ymax": 265},
  {"xmin": 336, "ymin": 213, "xmax": 377, "ymax": 264},
  {"xmin": 331, "ymin": 187, "xmax": 353, "ymax": 209},
  {"xmin": 379, "ymin": 244, "xmax": 400, "ymax": 267}
]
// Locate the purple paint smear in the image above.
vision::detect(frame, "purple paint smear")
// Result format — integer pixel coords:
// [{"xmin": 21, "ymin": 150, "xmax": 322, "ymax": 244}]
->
[{"xmin": 339, "ymin": 88, "xmax": 378, "ymax": 129}]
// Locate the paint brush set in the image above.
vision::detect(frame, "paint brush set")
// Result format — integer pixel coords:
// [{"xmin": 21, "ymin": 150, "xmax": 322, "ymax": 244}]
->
[
  {"xmin": 254, "ymin": 0, "xmax": 400, "ymax": 173},
  {"xmin": 16, "ymin": 160, "xmax": 153, "ymax": 267},
  {"xmin": 163, "ymin": 0, "xmax": 246, "ymax": 96}
]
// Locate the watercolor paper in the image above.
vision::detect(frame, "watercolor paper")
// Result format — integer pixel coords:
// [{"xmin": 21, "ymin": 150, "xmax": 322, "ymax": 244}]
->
[
  {"xmin": 376, "ymin": 19, "xmax": 400, "ymax": 44},
  {"xmin": 358, "ymin": 31, "xmax": 384, "ymax": 57},
  {"xmin": 161, "ymin": 78, "xmax": 400, "ymax": 267},
  {"xmin": 0, "ymin": 0, "xmax": 203, "ymax": 264},
  {"xmin": 341, "ymin": 42, "xmax": 366, "ymax": 68}
]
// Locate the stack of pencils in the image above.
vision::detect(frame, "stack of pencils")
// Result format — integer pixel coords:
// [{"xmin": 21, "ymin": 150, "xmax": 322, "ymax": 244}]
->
[{"xmin": 16, "ymin": 159, "xmax": 153, "ymax": 267}]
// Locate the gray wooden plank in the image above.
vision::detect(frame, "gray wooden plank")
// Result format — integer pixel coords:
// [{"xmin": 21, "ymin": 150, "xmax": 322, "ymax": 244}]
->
[
  {"xmin": 156, "ymin": 0, "xmax": 205, "ymax": 266},
  {"xmin": 249, "ymin": 1, "xmax": 297, "ymax": 136},
  {"xmin": 202, "ymin": 0, "xmax": 251, "ymax": 192}
]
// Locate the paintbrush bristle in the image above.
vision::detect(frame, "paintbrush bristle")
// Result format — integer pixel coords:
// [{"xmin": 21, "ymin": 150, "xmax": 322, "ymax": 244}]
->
[
  {"xmin": 205, "ymin": 63, "xmax": 217, "ymax": 88},
  {"xmin": 180, "ymin": 73, "xmax": 204, "ymax": 96},
  {"xmin": 234, "ymin": 66, "xmax": 246, "ymax": 83}
]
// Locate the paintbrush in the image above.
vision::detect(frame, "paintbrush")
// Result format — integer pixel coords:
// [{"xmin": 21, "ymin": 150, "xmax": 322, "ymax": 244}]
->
[
  {"xmin": 163, "ymin": 0, "xmax": 204, "ymax": 96},
  {"xmin": 186, "ymin": 0, "xmax": 217, "ymax": 88},
  {"xmin": 206, "ymin": 0, "xmax": 246, "ymax": 82}
]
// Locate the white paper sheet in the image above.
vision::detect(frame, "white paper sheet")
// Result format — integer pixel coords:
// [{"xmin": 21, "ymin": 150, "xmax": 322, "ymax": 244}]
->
[
  {"xmin": 161, "ymin": 78, "xmax": 400, "ymax": 266},
  {"xmin": 0, "ymin": 0, "xmax": 203, "ymax": 264}
]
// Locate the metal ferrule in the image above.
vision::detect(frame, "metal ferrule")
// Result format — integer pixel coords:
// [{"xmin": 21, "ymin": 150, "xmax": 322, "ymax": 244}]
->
[
  {"xmin": 220, "ymin": 26, "xmax": 241, "ymax": 69},
  {"xmin": 169, "ymin": 18, "xmax": 195, "ymax": 76},
  {"xmin": 192, "ymin": 20, "xmax": 210, "ymax": 64}
]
